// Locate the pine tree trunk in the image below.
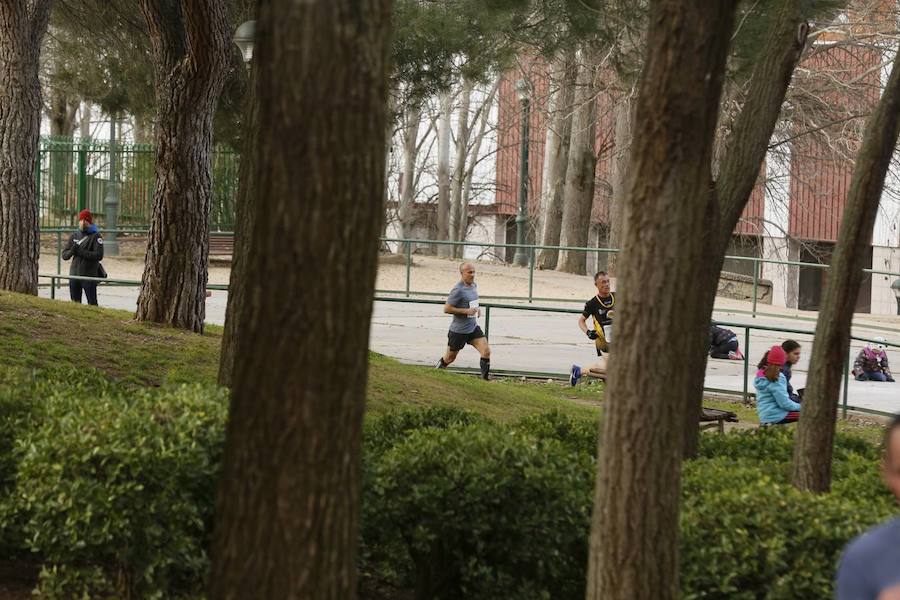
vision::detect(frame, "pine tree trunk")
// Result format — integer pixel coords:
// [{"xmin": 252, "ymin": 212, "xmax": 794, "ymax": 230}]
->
[
  {"xmin": 207, "ymin": 0, "xmax": 391, "ymax": 596},
  {"xmin": 585, "ymin": 2, "xmax": 737, "ymax": 598},
  {"xmin": 450, "ymin": 80, "xmax": 473, "ymax": 258},
  {"xmin": 557, "ymin": 51, "xmax": 598, "ymax": 275},
  {"xmin": 536, "ymin": 50, "xmax": 577, "ymax": 270},
  {"xmin": 436, "ymin": 90, "xmax": 452, "ymax": 257},
  {"xmin": 219, "ymin": 61, "xmax": 258, "ymax": 388},
  {"xmin": 792, "ymin": 47, "xmax": 900, "ymax": 493},
  {"xmin": 134, "ymin": 0, "xmax": 230, "ymax": 333},
  {"xmin": 0, "ymin": 1, "xmax": 51, "ymax": 295}
]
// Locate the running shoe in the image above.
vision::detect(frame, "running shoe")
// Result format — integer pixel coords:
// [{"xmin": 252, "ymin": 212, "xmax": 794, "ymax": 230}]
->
[{"xmin": 570, "ymin": 365, "xmax": 582, "ymax": 386}]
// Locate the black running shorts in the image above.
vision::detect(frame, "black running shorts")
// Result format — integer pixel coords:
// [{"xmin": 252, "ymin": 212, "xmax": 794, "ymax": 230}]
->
[{"xmin": 447, "ymin": 326, "xmax": 485, "ymax": 351}]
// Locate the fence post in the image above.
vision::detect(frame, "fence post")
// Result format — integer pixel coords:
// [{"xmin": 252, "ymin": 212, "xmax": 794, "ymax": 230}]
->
[
  {"xmin": 743, "ymin": 327, "xmax": 751, "ymax": 402},
  {"xmin": 77, "ymin": 141, "xmax": 87, "ymax": 213},
  {"xmin": 56, "ymin": 231, "xmax": 61, "ymax": 294},
  {"xmin": 484, "ymin": 305, "xmax": 491, "ymax": 339},
  {"xmin": 751, "ymin": 259, "xmax": 759, "ymax": 318},
  {"xmin": 404, "ymin": 242, "xmax": 412, "ymax": 298},
  {"xmin": 50, "ymin": 276, "xmax": 56, "ymax": 300},
  {"xmin": 528, "ymin": 247, "xmax": 535, "ymax": 303},
  {"xmin": 842, "ymin": 351, "xmax": 850, "ymax": 419}
]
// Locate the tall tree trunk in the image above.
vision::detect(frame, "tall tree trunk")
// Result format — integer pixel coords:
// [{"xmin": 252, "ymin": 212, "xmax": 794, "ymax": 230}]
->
[
  {"xmin": 207, "ymin": 0, "xmax": 391, "ymax": 596},
  {"xmin": 132, "ymin": 113, "xmax": 153, "ymax": 144},
  {"xmin": 219, "ymin": 60, "xmax": 258, "ymax": 387},
  {"xmin": 450, "ymin": 80, "xmax": 474, "ymax": 259},
  {"xmin": 677, "ymin": 0, "xmax": 809, "ymax": 460},
  {"xmin": 47, "ymin": 65, "xmax": 79, "ymax": 217},
  {"xmin": 606, "ymin": 94, "xmax": 634, "ymax": 275},
  {"xmin": 134, "ymin": 0, "xmax": 230, "ymax": 333},
  {"xmin": 398, "ymin": 105, "xmax": 421, "ymax": 252},
  {"xmin": 791, "ymin": 47, "xmax": 900, "ymax": 493},
  {"xmin": 436, "ymin": 90, "xmax": 452, "ymax": 257},
  {"xmin": 0, "ymin": 0, "xmax": 51, "ymax": 295},
  {"xmin": 586, "ymin": 3, "xmax": 736, "ymax": 597},
  {"xmin": 536, "ymin": 49, "xmax": 577, "ymax": 270},
  {"xmin": 557, "ymin": 50, "xmax": 599, "ymax": 275}
]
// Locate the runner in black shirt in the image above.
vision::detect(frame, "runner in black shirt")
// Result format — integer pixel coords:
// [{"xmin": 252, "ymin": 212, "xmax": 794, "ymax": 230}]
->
[{"xmin": 570, "ymin": 271, "xmax": 615, "ymax": 385}]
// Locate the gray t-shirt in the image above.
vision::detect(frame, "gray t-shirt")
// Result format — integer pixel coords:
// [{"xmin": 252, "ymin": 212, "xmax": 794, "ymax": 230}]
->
[
  {"xmin": 836, "ymin": 517, "xmax": 900, "ymax": 599},
  {"xmin": 447, "ymin": 281, "xmax": 479, "ymax": 334}
]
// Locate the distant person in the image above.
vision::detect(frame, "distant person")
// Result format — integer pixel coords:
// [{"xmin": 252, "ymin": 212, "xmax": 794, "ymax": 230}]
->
[
  {"xmin": 709, "ymin": 324, "xmax": 744, "ymax": 360},
  {"xmin": 754, "ymin": 345, "xmax": 800, "ymax": 425},
  {"xmin": 835, "ymin": 414, "xmax": 900, "ymax": 598},
  {"xmin": 435, "ymin": 262, "xmax": 491, "ymax": 380},
  {"xmin": 61, "ymin": 209, "xmax": 105, "ymax": 306},
  {"xmin": 570, "ymin": 271, "xmax": 615, "ymax": 386},
  {"xmin": 853, "ymin": 338, "xmax": 895, "ymax": 382},
  {"xmin": 780, "ymin": 339, "xmax": 804, "ymax": 403}
]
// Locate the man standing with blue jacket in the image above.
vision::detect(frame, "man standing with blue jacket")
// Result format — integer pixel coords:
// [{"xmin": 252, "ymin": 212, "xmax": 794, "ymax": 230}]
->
[{"xmin": 62, "ymin": 209, "xmax": 105, "ymax": 306}]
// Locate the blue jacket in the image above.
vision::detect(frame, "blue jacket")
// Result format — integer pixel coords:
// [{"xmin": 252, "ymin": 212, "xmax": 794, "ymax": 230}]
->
[{"xmin": 754, "ymin": 371, "xmax": 801, "ymax": 424}]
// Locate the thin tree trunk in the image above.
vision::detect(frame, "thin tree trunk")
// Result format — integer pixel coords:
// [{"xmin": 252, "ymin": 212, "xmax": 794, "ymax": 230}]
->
[
  {"xmin": 47, "ymin": 67, "xmax": 78, "ymax": 217},
  {"xmin": 536, "ymin": 49, "xmax": 577, "ymax": 270},
  {"xmin": 134, "ymin": 0, "xmax": 230, "ymax": 333},
  {"xmin": 606, "ymin": 94, "xmax": 634, "ymax": 275},
  {"xmin": 398, "ymin": 105, "xmax": 421, "ymax": 252},
  {"xmin": 436, "ymin": 90, "xmax": 452, "ymax": 257},
  {"xmin": 207, "ymin": 0, "xmax": 392, "ymax": 595},
  {"xmin": 791, "ymin": 47, "xmax": 900, "ymax": 493},
  {"xmin": 219, "ymin": 60, "xmax": 258, "ymax": 387},
  {"xmin": 557, "ymin": 50, "xmax": 599, "ymax": 275},
  {"xmin": 450, "ymin": 80, "xmax": 474, "ymax": 258},
  {"xmin": 80, "ymin": 102, "xmax": 92, "ymax": 139},
  {"xmin": 586, "ymin": 2, "xmax": 737, "ymax": 598},
  {"xmin": 0, "ymin": 0, "xmax": 51, "ymax": 295}
]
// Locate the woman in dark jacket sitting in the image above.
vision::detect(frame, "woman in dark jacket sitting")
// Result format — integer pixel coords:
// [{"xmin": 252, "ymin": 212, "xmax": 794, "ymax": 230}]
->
[{"xmin": 62, "ymin": 209, "xmax": 105, "ymax": 306}]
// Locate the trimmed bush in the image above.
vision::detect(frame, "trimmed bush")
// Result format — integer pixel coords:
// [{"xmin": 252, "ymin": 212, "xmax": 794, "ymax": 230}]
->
[
  {"xmin": 362, "ymin": 423, "xmax": 594, "ymax": 600},
  {"xmin": 509, "ymin": 409, "xmax": 599, "ymax": 457},
  {"xmin": 13, "ymin": 383, "xmax": 227, "ymax": 599}
]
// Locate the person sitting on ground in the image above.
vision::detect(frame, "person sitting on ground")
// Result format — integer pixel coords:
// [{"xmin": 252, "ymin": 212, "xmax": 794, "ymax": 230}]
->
[
  {"xmin": 853, "ymin": 338, "xmax": 895, "ymax": 382},
  {"xmin": 708, "ymin": 324, "xmax": 744, "ymax": 360},
  {"xmin": 779, "ymin": 339, "xmax": 804, "ymax": 403},
  {"xmin": 754, "ymin": 345, "xmax": 801, "ymax": 425}
]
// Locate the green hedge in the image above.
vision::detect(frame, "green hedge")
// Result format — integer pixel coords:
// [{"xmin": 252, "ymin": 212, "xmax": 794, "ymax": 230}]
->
[{"xmin": 11, "ymin": 379, "xmax": 227, "ymax": 599}]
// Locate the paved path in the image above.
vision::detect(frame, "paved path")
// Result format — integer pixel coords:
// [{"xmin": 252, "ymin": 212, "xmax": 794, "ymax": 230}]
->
[{"xmin": 38, "ymin": 284, "xmax": 900, "ymax": 415}]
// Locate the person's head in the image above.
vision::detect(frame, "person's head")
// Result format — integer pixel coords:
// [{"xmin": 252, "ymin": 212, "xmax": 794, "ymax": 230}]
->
[
  {"xmin": 459, "ymin": 262, "xmax": 475, "ymax": 285},
  {"xmin": 594, "ymin": 271, "xmax": 611, "ymax": 296},
  {"xmin": 782, "ymin": 339, "xmax": 801, "ymax": 365},
  {"xmin": 883, "ymin": 414, "xmax": 900, "ymax": 503},
  {"xmin": 873, "ymin": 336, "xmax": 887, "ymax": 353},
  {"xmin": 763, "ymin": 345, "xmax": 786, "ymax": 382},
  {"xmin": 78, "ymin": 209, "xmax": 93, "ymax": 230}
]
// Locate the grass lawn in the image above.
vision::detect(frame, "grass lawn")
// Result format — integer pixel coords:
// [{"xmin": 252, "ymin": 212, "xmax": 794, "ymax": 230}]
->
[{"xmin": 0, "ymin": 290, "xmax": 889, "ymax": 437}]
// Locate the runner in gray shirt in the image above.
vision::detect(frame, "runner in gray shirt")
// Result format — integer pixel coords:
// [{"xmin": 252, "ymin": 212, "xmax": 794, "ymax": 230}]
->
[{"xmin": 436, "ymin": 262, "xmax": 491, "ymax": 380}]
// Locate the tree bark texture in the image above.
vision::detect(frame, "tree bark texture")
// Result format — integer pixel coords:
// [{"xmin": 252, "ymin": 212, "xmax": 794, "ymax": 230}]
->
[
  {"xmin": 398, "ymin": 105, "xmax": 420, "ymax": 250},
  {"xmin": 450, "ymin": 80, "xmax": 473, "ymax": 258},
  {"xmin": 0, "ymin": 0, "xmax": 51, "ymax": 295},
  {"xmin": 586, "ymin": 2, "xmax": 736, "ymax": 598},
  {"xmin": 207, "ymin": 0, "xmax": 392, "ymax": 597},
  {"xmin": 436, "ymin": 90, "xmax": 452, "ymax": 257},
  {"xmin": 606, "ymin": 94, "xmax": 634, "ymax": 275},
  {"xmin": 791, "ymin": 47, "xmax": 900, "ymax": 493},
  {"xmin": 536, "ymin": 50, "xmax": 577, "ymax": 270},
  {"xmin": 678, "ymin": 0, "xmax": 809, "ymax": 460},
  {"xmin": 134, "ymin": 0, "xmax": 230, "ymax": 332},
  {"xmin": 218, "ymin": 61, "xmax": 258, "ymax": 388},
  {"xmin": 557, "ymin": 50, "xmax": 599, "ymax": 275}
]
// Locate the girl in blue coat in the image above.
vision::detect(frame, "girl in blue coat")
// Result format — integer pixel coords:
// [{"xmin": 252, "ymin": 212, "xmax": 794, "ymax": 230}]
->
[{"xmin": 754, "ymin": 345, "xmax": 801, "ymax": 425}]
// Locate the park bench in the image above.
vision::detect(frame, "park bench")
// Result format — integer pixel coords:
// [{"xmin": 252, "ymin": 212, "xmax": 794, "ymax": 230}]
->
[
  {"xmin": 209, "ymin": 236, "xmax": 235, "ymax": 256},
  {"xmin": 700, "ymin": 407, "xmax": 739, "ymax": 433}
]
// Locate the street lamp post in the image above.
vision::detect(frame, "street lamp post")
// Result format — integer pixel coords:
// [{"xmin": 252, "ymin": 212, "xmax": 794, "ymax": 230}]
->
[
  {"xmin": 103, "ymin": 116, "xmax": 120, "ymax": 256},
  {"xmin": 892, "ymin": 278, "xmax": 900, "ymax": 316},
  {"xmin": 233, "ymin": 20, "xmax": 256, "ymax": 64},
  {"xmin": 512, "ymin": 78, "xmax": 531, "ymax": 267}
]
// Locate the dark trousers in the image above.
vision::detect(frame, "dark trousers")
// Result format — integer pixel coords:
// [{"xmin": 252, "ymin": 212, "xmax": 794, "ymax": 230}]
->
[
  {"xmin": 710, "ymin": 337, "xmax": 739, "ymax": 359},
  {"xmin": 69, "ymin": 280, "xmax": 98, "ymax": 306}
]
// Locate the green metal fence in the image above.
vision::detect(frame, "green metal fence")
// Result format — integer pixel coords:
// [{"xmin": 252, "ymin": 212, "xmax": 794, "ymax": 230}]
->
[{"xmin": 35, "ymin": 137, "xmax": 239, "ymax": 230}]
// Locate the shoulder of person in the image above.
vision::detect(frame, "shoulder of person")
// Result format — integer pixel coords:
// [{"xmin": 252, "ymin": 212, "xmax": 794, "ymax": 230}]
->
[{"xmin": 843, "ymin": 518, "xmax": 900, "ymax": 564}]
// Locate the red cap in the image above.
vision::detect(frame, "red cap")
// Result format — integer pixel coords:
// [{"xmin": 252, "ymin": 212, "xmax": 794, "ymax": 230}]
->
[
  {"xmin": 767, "ymin": 346, "xmax": 787, "ymax": 366},
  {"xmin": 78, "ymin": 209, "xmax": 93, "ymax": 224}
]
